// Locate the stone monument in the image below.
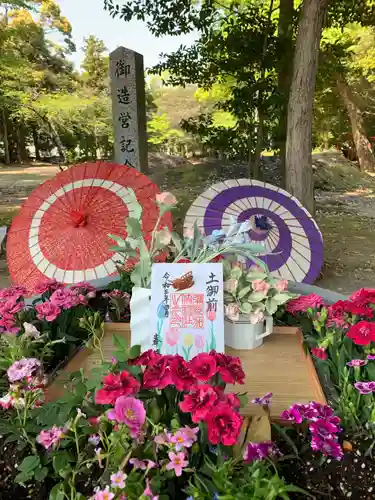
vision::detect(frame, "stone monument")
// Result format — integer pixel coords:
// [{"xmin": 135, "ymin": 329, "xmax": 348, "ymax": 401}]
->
[{"xmin": 109, "ymin": 47, "xmax": 148, "ymax": 173}]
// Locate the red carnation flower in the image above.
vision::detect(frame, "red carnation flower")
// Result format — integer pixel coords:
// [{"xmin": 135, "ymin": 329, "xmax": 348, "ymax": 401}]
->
[
  {"xmin": 176, "ymin": 258, "xmax": 191, "ymax": 263},
  {"xmin": 179, "ymin": 384, "xmax": 218, "ymax": 422},
  {"xmin": 311, "ymin": 347, "xmax": 328, "ymax": 360},
  {"xmin": 219, "ymin": 392, "xmax": 241, "ymax": 408},
  {"xmin": 285, "ymin": 294, "xmax": 323, "ymax": 315},
  {"xmin": 189, "ymin": 353, "xmax": 217, "ymax": 382},
  {"xmin": 95, "ymin": 371, "xmax": 140, "ymax": 405},
  {"xmin": 129, "ymin": 349, "xmax": 161, "ymax": 366},
  {"xmin": 170, "ymin": 357, "xmax": 195, "ymax": 392},
  {"xmin": 206, "ymin": 403, "xmax": 243, "ymax": 446},
  {"xmin": 142, "ymin": 356, "xmax": 173, "ymax": 389},
  {"xmin": 350, "ymin": 289, "xmax": 375, "ymax": 308},
  {"xmin": 211, "ymin": 351, "xmax": 245, "ymax": 385},
  {"xmin": 344, "ymin": 302, "xmax": 373, "ymax": 318},
  {"xmin": 347, "ymin": 321, "xmax": 375, "ymax": 346}
]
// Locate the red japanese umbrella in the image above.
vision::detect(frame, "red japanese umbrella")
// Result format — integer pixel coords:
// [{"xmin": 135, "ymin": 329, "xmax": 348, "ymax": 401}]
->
[{"xmin": 7, "ymin": 162, "xmax": 172, "ymax": 293}]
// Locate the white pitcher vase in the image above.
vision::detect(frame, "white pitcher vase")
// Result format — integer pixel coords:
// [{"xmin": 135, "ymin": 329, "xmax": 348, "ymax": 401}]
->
[
  {"xmin": 130, "ymin": 287, "xmax": 152, "ymax": 351},
  {"xmin": 224, "ymin": 315, "xmax": 273, "ymax": 350}
]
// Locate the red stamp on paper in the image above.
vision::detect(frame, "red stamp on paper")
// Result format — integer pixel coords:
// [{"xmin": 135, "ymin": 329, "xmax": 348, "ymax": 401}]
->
[{"xmin": 169, "ymin": 293, "xmax": 205, "ymax": 329}]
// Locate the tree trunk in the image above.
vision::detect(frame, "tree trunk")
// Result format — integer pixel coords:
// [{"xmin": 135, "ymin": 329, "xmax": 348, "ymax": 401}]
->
[
  {"xmin": 336, "ymin": 74, "xmax": 375, "ymax": 172},
  {"xmin": 247, "ymin": 130, "xmax": 253, "ymax": 177},
  {"xmin": 32, "ymin": 128, "xmax": 41, "ymax": 160},
  {"xmin": 277, "ymin": 0, "xmax": 294, "ymax": 186},
  {"xmin": 17, "ymin": 122, "xmax": 28, "ymax": 162},
  {"xmin": 24, "ymin": 105, "xmax": 66, "ymax": 164},
  {"xmin": 253, "ymin": 110, "xmax": 264, "ymax": 180},
  {"xmin": 1, "ymin": 108, "xmax": 10, "ymax": 165},
  {"xmin": 285, "ymin": 0, "xmax": 329, "ymax": 215}
]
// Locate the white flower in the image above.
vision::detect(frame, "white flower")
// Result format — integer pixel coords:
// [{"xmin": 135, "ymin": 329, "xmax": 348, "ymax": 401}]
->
[
  {"xmin": 23, "ymin": 322, "xmax": 40, "ymax": 339},
  {"xmin": 225, "ymin": 303, "xmax": 240, "ymax": 322},
  {"xmin": 224, "ymin": 279, "xmax": 238, "ymax": 293},
  {"xmin": 249, "ymin": 309, "xmax": 264, "ymax": 325},
  {"xmin": 12, "ymin": 397, "xmax": 26, "ymax": 409},
  {"xmin": 76, "ymin": 408, "xmax": 86, "ymax": 419},
  {"xmin": 0, "ymin": 393, "xmax": 13, "ymax": 409}
]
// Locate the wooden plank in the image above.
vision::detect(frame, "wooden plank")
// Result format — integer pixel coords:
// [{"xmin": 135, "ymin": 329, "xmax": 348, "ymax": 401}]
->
[{"xmin": 46, "ymin": 324, "xmax": 326, "ymax": 421}]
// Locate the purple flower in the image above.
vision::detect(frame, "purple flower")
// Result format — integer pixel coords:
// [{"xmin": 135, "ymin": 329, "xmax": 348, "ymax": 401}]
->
[
  {"xmin": 107, "ymin": 396, "xmax": 146, "ymax": 431},
  {"xmin": 251, "ymin": 392, "xmax": 273, "ymax": 406},
  {"xmin": 170, "ymin": 429, "xmax": 196, "ymax": 451},
  {"xmin": 311, "ymin": 436, "xmax": 343, "ymax": 460},
  {"xmin": 243, "ymin": 441, "xmax": 276, "ymax": 463},
  {"xmin": 281, "ymin": 402, "xmax": 336, "ymax": 423},
  {"xmin": 110, "ymin": 470, "xmax": 127, "ymax": 489},
  {"xmin": 280, "ymin": 405, "xmax": 306, "ymax": 424},
  {"xmin": 309, "ymin": 419, "xmax": 341, "ymax": 438},
  {"xmin": 367, "ymin": 354, "xmax": 375, "ymax": 360},
  {"xmin": 37, "ymin": 425, "xmax": 66, "ymax": 449},
  {"xmin": 354, "ymin": 381, "xmax": 375, "ymax": 395},
  {"xmin": 308, "ymin": 402, "xmax": 334, "ymax": 419},
  {"xmin": 7, "ymin": 358, "xmax": 41, "ymax": 383},
  {"xmin": 129, "ymin": 458, "xmax": 156, "ymax": 470},
  {"xmin": 347, "ymin": 359, "xmax": 367, "ymax": 367},
  {"xmin": 91, "ymin": 486, "xmax": 115, "ymax": 500},
  {"xmin": 88, "ymin": 434, "xmax": 100, "ymax": 446}
]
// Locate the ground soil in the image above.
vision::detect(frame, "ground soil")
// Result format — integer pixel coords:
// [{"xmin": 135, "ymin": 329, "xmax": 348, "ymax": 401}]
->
[
  {"xmin": 0, "ymin": 437, "xmax": 47, "ymax": 500},
  {"xmin": 277, "ymin": 432, "xmax": 375, "ymax": 499},
  {"xmin": 1, "ymin": 151, "xmax": 375, "ymax": 294}
]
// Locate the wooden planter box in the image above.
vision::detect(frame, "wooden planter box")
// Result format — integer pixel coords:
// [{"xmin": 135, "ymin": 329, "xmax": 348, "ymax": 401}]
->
[{"xmin": 46, "ymin": 324, "xmax": 326, "ymax": 421}]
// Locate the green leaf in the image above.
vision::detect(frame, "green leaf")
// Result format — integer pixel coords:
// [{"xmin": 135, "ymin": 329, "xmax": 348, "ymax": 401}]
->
[
  {"xmin": 4, "ymin": 434, "xmax": 19, "ymax": 444},
  {"xmin": 108, "ymin": 234, "xmax": 125, "ymax": 244},
  {"xmin": 18, "ymin": 455, "xmax": 41, "ymax": 473},
  {"xmin": 15, "ymin": 471, "xmax": 32, "ymax": 484},
  {"xmin": 272, "ymin": 423, "xmax": 299, "ymax": 456},
  {"xmin": 126, "ymin": 217, "xmax": 142, "ymax": 237},
  {"xmin": 366, "ymin": 362, "xmax": 375, "ymax": 381},
  {"xmin": 230, "ymin": 267, "xmax": 242, "ymax": 280},
  {"xmin": 246, "ymin": 271, "xmax": 267, "ymax": 281},
  {"xmin": 113, "ymin": 334, "xmax": 128, "ymax": 352},
  {"xmin": 171, "ymin": 231, "xmax": 183, "ymax": 253},
  {"xmin": 240, "ymin": 302, "xmax": 251, "ymax": 314},
  {"xmin": 247, "ymin": 292, "xmax": 265, "ymax": 303},
  {"xmin": 131, "ymin": 264, "xmax": 143, "ymax": 287},
  {"xmin": 129, "ymin": 344, "xmax": 141, "ymax": 359},
  {"xmin": 74, "ymin": 382, "xmax": 87, "ymax": 398},
  {"xmin": 53, "ymin": 452, "xmax": 70, "ymax": 476},
  {"xmin": 35, "ymin": 467, "xmax": 48, "ymax": 482},
  {"xmin": 272, "ymin": 293, "xmax": 291, "ymax": 305},
  {"xmin": 238, "ymin": 393, "xmax": 248, "ymax": 407},
  {"xmin": 49, "ymin": 483, "xmax": 66, "ymax": 500},
  {"xmin": 139, "ymin": 240, "xmax": 151, "ymax": 286},
  {"xmin": 265, "ymin": 298, "xmax": 278, "ymax": 315},
  {"xmin": 238, "ymin": 285, "xmax": 251, "ymax": 299},
  {"xmin": 222, "ymin": 259, "xmax": 232, "ymax": 278},
  {"xmin": 192, "ymin": 221, "xmax": 202, "ymax": 260},
  {"xmin": 111, "ymin": 247, "xmax": 138, "ymax": 256},
  {"xmin": 231, "ymin": 243, "xmax": 267, "ymax": 254}
]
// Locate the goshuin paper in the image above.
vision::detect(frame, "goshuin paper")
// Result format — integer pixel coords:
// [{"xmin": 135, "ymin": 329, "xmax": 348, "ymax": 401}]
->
[{"xmin": 150, "ymin": 263, "xmax": 225, "ymax": 360}]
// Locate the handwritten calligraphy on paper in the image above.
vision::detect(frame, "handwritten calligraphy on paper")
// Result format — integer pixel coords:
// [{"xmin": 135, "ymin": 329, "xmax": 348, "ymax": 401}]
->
[
  {"xmin": 206, "ymin": 272, "xmax": 219, "ymax": 312},
  {"xmin": 150, "ymin": 263, "xmax": 225, "ymax": 360}
]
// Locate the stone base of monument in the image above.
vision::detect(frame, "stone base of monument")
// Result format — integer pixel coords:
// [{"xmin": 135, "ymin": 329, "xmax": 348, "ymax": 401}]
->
[{"xmin": 46, "ymin": 324, "xmax": 325, "ymax": 420}]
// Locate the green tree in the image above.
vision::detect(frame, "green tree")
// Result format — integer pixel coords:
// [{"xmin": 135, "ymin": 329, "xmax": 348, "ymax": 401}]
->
[
  {"xmin": 81, "ymin": 35, "xmax": 109, "ymax": 94},
  {"xmin": 148, "ymin": 112, "xmax": 184, "ymax": 153},
  {"xmin": 0, "ymin": 0, "xmax": 76, "ymax": 163}
]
